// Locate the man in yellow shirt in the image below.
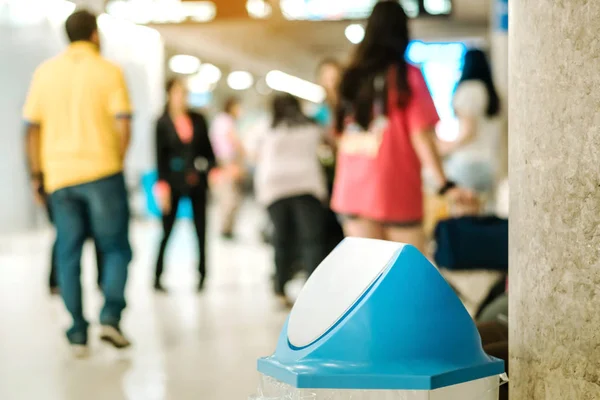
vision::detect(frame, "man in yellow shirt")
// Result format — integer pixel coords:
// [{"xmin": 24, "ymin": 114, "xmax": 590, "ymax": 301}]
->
[{"xmin": 23, "ymin": 10, "xmax": 133, "ymax": 357}]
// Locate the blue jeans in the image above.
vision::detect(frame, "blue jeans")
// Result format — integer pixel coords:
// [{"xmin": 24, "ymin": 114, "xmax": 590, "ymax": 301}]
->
[{"xmin": 50, "ymin": 173, "xmax": 132, "ymax": 344}]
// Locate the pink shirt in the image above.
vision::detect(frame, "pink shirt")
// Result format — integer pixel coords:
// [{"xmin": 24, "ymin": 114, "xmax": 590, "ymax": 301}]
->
[
  {"xmin": 174, "ymin": 114, "xmax": 193, "ymax": 144},
  {"xmin": 331, "ymin": 65, "xmax": 439, "ymax": 223}
]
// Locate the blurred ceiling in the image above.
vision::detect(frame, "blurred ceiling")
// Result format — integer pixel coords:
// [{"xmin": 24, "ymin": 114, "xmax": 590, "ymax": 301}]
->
[
  {"xmin": 155, "ymin": 17, "xmax": 488, "ymax": 82},
  {"xmin": 80, "ymin": 0, "xmax": 492, "ymax": 81}
]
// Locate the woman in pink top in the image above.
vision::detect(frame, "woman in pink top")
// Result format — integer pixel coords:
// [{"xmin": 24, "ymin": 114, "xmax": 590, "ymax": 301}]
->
[
  {"xmin": 331, "ymin": 1, "xmax": 471, "ymax": 252},
  {"xmin": 154, "ymin": 78, "xmax": 216, "ymax": 292}
]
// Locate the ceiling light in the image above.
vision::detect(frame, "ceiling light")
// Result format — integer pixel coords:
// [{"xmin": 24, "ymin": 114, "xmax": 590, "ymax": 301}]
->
[
  {"xmin": 198, "ymin": 63, "xmax": 222, "ymax": 84},
  {"xmin": 265, "ymin": 70, "xmax": 326, "ymax": 103},
  {"xmin": 246, "ymin": 0, "xmax": 272, "ymax": 19},
  {"xmin": 183, "ymin": 1, "xmax": 216, "ymax": 22},
  {"xmin": 424, "ymin": 0, "xmax": 451, "ymax": 15},
  {"xmin": 187, "ymin": 63, "xmax": 222, "ymax": 93},
  {"xmin": 401, "ymin": 0, "xmax": 420, "ymax": 18},
  {"xmin": 345, "ymin": 24, "xmax": 365, "ymax": 44},
  {"xmin": 280, "ymin": 0, "xmax": 305, "ymax": 20},
  {"xmin": 169, "ymin": 55, "xmax": 201, "ymax": 75},
  {"xmin": 227, "ymin": 71, "xmax": 254, "ymax": 91}
]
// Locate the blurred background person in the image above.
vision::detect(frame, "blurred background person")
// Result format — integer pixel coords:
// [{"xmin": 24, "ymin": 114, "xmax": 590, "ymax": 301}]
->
[
  {"xmin": 314, "ymin": 58, "xmax": 342, "ymax": 127},
  {"xmin": 154, "ymin": 78, "xmax": 216, "ymax": 293},
  {"xmin": 438, "ymin": 49, "xmax": 502, "ymax": 211},
  {"xmin": 254, "ymin": 93, "xmax": 329, "ymax": 304},
  {"xmin": 23, "ymin": 10, "xmax": 133, "ymax": 356},
  {"xmin": 331, "ymin": 1, "xmax": 472, "ymax": 253},
  {"xmin": 209, "ymin": 96, "xmax": 246, "ymax": 239}
]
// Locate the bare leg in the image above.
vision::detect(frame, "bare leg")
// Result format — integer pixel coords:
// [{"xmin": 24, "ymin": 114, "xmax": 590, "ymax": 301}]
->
[
  {"xmin": 342, "ymin": 218, "xmax": 385, "ymax": 240},
  {"xmin": 384, "ymin": 225, "xmax": 426, "ymax": 254}
]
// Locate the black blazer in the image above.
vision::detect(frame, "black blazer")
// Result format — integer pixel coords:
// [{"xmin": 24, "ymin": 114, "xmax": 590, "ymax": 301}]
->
[{"xmin": 156, "ymin": 111, "xmax": 216, "ymax": 192}]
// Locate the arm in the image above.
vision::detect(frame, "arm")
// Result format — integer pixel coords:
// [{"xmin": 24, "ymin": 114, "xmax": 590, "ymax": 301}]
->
[
  {"xmin": 405, "ymin": 67, "xmax": 448, "ymax": 188},
  {"xmin": 413, "ymin": 129, "xmax": 476, "ymax": 207},
  {"xmin": 109, "ymin": 68, "xmax": 133, "ymax": 162},
  {"xmin": 406, "ymin": 71, "xmax": 476, "ymax": 205},
  {"xmin": 411, "ymin": 128, "xmax": 448, "ymax": 188},
  {"xmin": 115, "ymin": 117, "xmax": 132, "ymax": 161},
  {"xmin": 154, "ymin": 119, "xmax": 171, "ymax": 213},
  {"xmin": 25, "ymin": 123, "xmax": 44, "ymax": 204},
  {"xmin": 26, "ymin": 123, "xmax": 42, "ymax": 177}
]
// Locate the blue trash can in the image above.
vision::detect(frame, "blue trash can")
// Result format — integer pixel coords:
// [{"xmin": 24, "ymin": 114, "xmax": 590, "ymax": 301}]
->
[{"xmin": 254, "ymin": 238, "xmax": 506, "ymax": 399}]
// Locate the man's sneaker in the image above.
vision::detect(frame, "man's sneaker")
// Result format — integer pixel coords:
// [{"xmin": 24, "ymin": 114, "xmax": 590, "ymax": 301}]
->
[
  {"xmin": 71, "ymin": 344, "xmax": 90, "ymax": 359},
  {"xmin": 66, "ymin": 329, "xmax": 88, "ymax": 358},
  {"xmin": 100, "ymin": 325, "xmax": 131, "ymax": 349}
]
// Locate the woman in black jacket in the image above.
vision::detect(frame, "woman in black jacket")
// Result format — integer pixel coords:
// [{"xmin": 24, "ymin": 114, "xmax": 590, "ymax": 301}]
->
[{"xmin": 154, "ymin": 78, "xmax": 216, "ymax": 292}]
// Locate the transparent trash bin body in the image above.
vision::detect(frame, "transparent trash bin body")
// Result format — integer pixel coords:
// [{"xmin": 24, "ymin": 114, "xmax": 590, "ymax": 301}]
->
[
  {"xmin": 252, "ymin": 375, "xmax": 502, "ymax": 400},
  {"xmin": 256, "ymin": 239, "xmax": 506, "ymax": 400}
]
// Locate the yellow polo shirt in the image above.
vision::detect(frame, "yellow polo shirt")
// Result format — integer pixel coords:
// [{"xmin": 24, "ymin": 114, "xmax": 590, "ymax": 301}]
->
[{"xmin": 23, "ymin": 41, "xmax": 132, "ymax": 193}]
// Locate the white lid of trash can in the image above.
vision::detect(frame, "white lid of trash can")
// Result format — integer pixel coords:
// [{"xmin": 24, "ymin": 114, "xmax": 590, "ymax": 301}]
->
[{"xmin": 288, "ymin": 238, "xmax": 405, "ymax": 348}]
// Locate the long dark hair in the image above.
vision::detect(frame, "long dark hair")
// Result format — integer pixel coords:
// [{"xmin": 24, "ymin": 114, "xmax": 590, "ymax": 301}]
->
[
  {"xmin": 457, "ymin": 49, "xmax": 500, "ymax": 117},
  {"xmin": 271, "ymin": 93, "xmax": 314, "ymax": 129},
  {"xmin": 336, "ymin": 1, "xmax": 411, "ymax": 132}
]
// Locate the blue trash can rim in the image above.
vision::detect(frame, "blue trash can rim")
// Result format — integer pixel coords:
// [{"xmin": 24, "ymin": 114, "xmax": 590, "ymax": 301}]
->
[{"xmin": 257, "ymin": 238, "xmax": 505, "ymax": 390}]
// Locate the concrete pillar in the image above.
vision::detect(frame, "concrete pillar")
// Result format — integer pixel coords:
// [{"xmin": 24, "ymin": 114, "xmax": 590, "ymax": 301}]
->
[
  {"xmin": 490, "ymin": 0, "xmax": 508, "ymax": 179},
  {"xmin": 510, "ymin": 1, "xmax": 600, "ymax": 399}
]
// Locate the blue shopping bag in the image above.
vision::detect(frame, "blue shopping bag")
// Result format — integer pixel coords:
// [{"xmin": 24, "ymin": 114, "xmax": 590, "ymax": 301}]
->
[{"xmin": 140, "ymin": 170, "xmax": 194, "ymax": 219}]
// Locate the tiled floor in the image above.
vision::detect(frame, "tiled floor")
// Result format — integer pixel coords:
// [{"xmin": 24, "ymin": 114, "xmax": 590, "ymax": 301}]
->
[{"xmin": 0, "ymin": 204, "xmax": 288, "ymax": 400}]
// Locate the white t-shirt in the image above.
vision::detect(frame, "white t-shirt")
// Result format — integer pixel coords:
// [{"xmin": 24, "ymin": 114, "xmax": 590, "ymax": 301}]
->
[
  {"xmin": 254, "ymin": 123, "xmax": 327, "ymax": 207},
  {"xmin": 451, "ymin": 81, "xmax": 503, "ymax": 172}
]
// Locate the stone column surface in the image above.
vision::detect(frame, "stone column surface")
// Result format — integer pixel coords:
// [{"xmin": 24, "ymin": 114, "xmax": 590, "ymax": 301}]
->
[{"xmin": 509, "ymin": 1, "xmax": 600, "ymax": 399}]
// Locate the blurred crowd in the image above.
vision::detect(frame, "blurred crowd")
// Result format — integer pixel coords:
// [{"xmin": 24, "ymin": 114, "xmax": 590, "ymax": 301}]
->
[{"xmin": 23, "ymin": 4, "xmax": 508, "ymax": 394}]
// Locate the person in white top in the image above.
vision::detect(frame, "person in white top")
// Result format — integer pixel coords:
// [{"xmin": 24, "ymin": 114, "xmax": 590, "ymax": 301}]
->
[
  {"xmin": 439, "ymin": 49, "xmax": 502, "ymax": 208},
  {"xmin": 253, "ymin": 93, "xmax": 329, "ymax": 301}
]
